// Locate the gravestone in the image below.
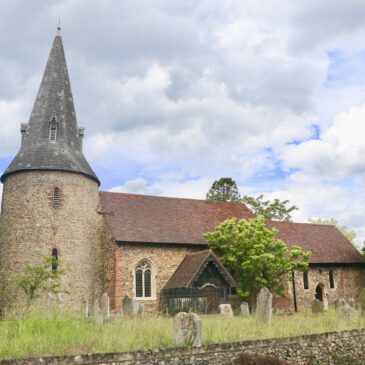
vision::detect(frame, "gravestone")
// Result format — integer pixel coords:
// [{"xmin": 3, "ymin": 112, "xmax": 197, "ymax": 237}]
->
[
  {"xmin": 256, "ymin": 287, "xmax": 272, "ymax": 324},
  {"xmin": 93, "ymin": 299, "xmax": 103, "ymax": 325},
  {"xmin": 338, "ymin": 302, "xmax": 353, "ymax": 320},
  {"xmin": 348, "ymin": 298, "xmax": 356, "ymax": 308},
  {"xmin": 240, "ymin": 302, "xmax": 250, "ymax": 317},
  {"xmin": 81, "ymin": 298, "xmax": 89, "ymax": 318},
  {"xmin": 47, "ymin": 292, "xmax": 56, "ymax": 314},
  {"xmin": 219, "ymin": 304, "xmax": 233, "ymax": 317},
  {"xmin": 100, "ymin": 293, "xmax": 110, "ymax": 322},
  {"xmin": 311, "ymin": 299, "xmax": 324, "ymax": 314},
  {"xmin": 123, "ymin": 295, "xmax": 133, "ymax": 316},
  {"xmin": 56, "ymin": 293, "xmax": 63, "ymax": 312},
  {"xmin": 123, "ymin": 295, "xmax": 144, "ymax": 317},
  {"xmin": 173, "ymin": 312, "xmax": 202, "ymax": 346}
]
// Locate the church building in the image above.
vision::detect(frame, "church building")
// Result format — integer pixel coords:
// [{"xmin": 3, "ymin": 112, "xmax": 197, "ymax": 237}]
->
[{"xmin": 0, "ymin": 29, "xmax": 364, "ymax": 315}]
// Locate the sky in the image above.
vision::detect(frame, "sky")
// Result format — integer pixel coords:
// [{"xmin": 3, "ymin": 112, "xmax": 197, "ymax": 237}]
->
[{"xmin": 1, "ymin": 0, "xmax": 365, "ymax": 244}]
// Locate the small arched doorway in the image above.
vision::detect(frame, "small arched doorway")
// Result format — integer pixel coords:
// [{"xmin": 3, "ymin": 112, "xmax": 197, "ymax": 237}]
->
[{"xmin": 315, "ymin": 284, "xmax": 323, "ymax": 301}]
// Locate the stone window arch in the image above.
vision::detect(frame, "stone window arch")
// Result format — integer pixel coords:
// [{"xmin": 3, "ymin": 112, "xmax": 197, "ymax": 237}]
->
[{"xmin": 134, "ymin": 259, "xmax": 155, "ymax": 299}]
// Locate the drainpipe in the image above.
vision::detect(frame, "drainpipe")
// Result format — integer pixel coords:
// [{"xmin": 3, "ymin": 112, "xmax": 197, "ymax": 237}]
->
[{"xmin": 292, "ymin": 271, "xmax": 298, "ymax": 312}]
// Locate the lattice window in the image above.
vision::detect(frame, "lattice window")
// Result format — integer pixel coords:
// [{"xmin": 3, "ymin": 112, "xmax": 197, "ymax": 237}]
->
[
  {"xmin": 329, "ymin": 270, "xmax": 335, "ymax": 289},
  {"xmin": 53, "ymin": 187, "xmax": 60, "ymax": 208},
  {"xmin": 303, "ymin": 271, "xmax": 309, "ymax": 290},
  {"xmin": 49, "ymin": 115, "xmax": 58, "ymax": 141},
  {"xmin": 51, "ymin": 248, "xmax": 58, "ymax": 271},
  {"xmin": 135, "ymin": 259, "xmax": 152, "ymax": 298}
]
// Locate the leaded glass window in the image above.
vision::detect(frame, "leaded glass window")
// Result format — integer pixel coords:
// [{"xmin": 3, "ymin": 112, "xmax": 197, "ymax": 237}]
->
[{"xmin": 135, "ymin": 260, "xmax": 152, "ymax": 298}]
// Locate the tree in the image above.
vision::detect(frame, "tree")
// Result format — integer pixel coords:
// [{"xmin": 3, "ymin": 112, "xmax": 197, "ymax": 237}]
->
[
  {"xmin": 16, "ymin": 256, "xmax": 66, "ymax": 309},
  {"xmin": 204, "ymin": 216, "xmax": 311, "ymax": 302},
  {"xmin": 242, "ymin": 194, "xmax": 298, "ymax": 221},
  {"xmin": 206, "ymin": 178, "xmax": 241, "ymax": 202},
  {"xmin": 308, "ymin": 218, "xmax": 356, "ymax": 244}
]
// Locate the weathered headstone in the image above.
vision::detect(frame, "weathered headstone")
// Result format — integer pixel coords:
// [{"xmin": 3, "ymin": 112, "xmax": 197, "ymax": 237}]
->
[
  {"xmin": 47, "ymin": 292, "xmax": 56, "ymax": 314},
  {"xmin": 123, "ymin": 295, "xmax": 144, "ymax": 317},
  {"xmin": 348, "ymin": 298, "xmax": 356, "ymax": 308},
  {"xmin": 100, "ymin": 293, "xmax": 110, "ymax": 322},
  {"xmin": 123, "ymin": 295, "xmax": 133, "ymax": 316},
  {"xmin": 219, "ymin": 304, "xmax": 234, "ymax": 317},
  {"xmin": 56, "ymin": 293, "xmax": 63, "ymax": 312},
  {"xmin": 173, "ymin": 312, "xmax": 202, "ymax": 346},
  {"xmin": 81, "ymin": 298, "xmax": 89, "ymax": 318},
  {"xmin": 240, "ymin": 302, "xmax": 250, "ymax": 317},
  {"xmin": 93, "ymin": 299, "xmax": 103, "ymax": 325},
  {"xmin": 338, "ymin": 302, "xmax": 353, "ymax": 320},
  {"xmin": 256, "ymin": 287, "xmax": 272, "ymax": 324},
  {"xmin": 311, "ymin": 299, "xmax": 324, "ymax": 314}
]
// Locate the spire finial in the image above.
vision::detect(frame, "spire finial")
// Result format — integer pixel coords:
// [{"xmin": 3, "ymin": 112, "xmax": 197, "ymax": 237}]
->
[{"xmin": 57, "ymin": 17, "xmax": 61, "ymax": 35}]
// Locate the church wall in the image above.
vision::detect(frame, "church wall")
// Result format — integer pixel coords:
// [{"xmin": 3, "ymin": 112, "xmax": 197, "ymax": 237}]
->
[
  {"xmin": 0, "ymin": 171, "xmax": 104, "ymax": 313},
  {"xmin": 112, "ymin": 244, "xmax": 203, "ymax": 313},
  {"xmin": 274, "ymin": 266, "xmax": 365, "ymax": 312}
]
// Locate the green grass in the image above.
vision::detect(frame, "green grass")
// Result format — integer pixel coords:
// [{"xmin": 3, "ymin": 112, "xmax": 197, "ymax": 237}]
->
[{"xmin": 0, "ymin": 310, "xmax": 364, "ymax": 360}]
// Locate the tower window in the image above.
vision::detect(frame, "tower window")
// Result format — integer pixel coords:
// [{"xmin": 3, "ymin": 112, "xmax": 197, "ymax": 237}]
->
[
  {"xmin": 135, "ymin": 259, "xmax": 152, "ymax": 298},
  {"xmin": 303, "ymin": 271, "xmax": 309, "ymax": 290},
  {"xmin": 51, "ymin": 248, "xmax": 58, "ymax": 271},
  {"xmin": 49, "ymin": 115, "xmax": 58, "ymax": 141},
  {"xmin": 53, "ymin": 187, "xmax": 60, "ymax": 208},
  {"xmin": 329, "ymin": 270, "xmax": 335, "ymax": 289}
]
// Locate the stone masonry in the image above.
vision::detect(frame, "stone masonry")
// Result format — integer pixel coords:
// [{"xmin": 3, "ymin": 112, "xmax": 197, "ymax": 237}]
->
[{"xmin": 0, "ymin": 171, "xmax": 105, "ymax": 312}]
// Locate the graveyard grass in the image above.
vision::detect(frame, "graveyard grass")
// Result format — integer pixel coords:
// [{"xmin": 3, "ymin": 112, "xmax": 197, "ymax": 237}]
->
[{"xmin": 1, "ymin": 310, "xmax": 365, "ymax": 360}]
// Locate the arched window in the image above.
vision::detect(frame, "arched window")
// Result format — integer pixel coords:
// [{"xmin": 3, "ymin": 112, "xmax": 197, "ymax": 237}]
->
[
  {"xmin": 53, "ymin": 187, "xmax": 60, "ymax": 208},
  {"xmin": 329, "ymin": 270, "xmax": 335, "ymax": 289},
  {"xmin": 135, "ymin": 259, "xmax": 152, "ymax": 298},
  {"xmin": 303, "ymin": 271, "xmax": 309, "ymax": 290},
  {"xmin": 49, "ymin": 114, "xmax": 58, "ymax": 141},
  {"xmin": 51, "ymin": 248, "xmax": 58, "ymax": 271}
]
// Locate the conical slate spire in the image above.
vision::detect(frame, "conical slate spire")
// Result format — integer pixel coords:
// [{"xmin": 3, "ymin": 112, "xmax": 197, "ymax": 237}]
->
[{"xmin": 1, "ymin": 30, "xmax": 99, "ymax": 184}]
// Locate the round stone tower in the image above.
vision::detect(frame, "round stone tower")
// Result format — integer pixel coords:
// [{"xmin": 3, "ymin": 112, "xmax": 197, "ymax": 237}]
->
[{"xmin": 0, "ymin": 28, "xmax": 103, "ymax": 312}]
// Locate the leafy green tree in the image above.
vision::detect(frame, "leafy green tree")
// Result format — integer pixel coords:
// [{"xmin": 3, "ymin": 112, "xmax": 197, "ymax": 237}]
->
[
  {"xmin": 206, "ymin": 178, "xmax": 241, "ymax": 202},
  {"xmin": 308, "ymin": 218, "xmax": 356, "ymax": 244},
  {"xmin": 16, "ymin": 256, "xmax": 66, "ymax": 309},
  {"xmin": 242, "ymin": 194, "xmax": 298, "ymax": 221},
  {"xmin": 204, "ymin": 216, "xmax": 311, "ymax": 302}
]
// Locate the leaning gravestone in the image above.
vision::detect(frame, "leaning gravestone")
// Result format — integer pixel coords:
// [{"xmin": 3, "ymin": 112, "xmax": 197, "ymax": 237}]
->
[
  {"xmin": 240, "ymin": 302, "xmax": 250, "ymax": 317},
  {"xmin": 100, "ymin": 293, "xmax": 110, "ymax": 322},
  {"xmin": 219, "ymin": 304, "xmax": 234, "ymax": 317},
  {"xmin": 173, "ymin": 312, "xmax": 202, "ymax": 346},
  {"xmin": 311, "ymin": 299, "xmax": 324, "ymax": 314},
  {"xmin": 94, "ymin": 299, "xmax": 103, "ymax": 325},
  {"xmin": 256, "ymin": 287, "xmax": 272, "ymax": 324}
]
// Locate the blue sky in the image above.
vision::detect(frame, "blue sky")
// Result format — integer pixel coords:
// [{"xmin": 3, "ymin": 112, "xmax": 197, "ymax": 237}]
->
[{"xmin": 2, "ymin": 0, "xmax": 365, "ymax": 244}]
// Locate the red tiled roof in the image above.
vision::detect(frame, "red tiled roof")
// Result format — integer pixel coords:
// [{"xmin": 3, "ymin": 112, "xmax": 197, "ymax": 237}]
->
[
  {"xmin": 267, "ymin": 221, "xmax": 365, "ymax": 264},
  {"xmin": 163, "ymin": 249, "xmax": 236, "ymax": 289},
  {"xmin": 99, "ymin": 191, "xmax": 254, "ymax": 245},
  {"xmin": 100, "ymin": 191, "xmax": 365, "ymax": 265}
]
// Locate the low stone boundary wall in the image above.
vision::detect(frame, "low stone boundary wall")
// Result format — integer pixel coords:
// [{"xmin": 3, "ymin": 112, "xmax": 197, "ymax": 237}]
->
[{"xmin": 0, "ymin": 329, "xmax": 364, "ymax": 365}]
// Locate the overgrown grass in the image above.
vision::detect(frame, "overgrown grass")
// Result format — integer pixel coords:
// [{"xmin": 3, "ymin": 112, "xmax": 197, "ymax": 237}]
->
[{"xmin": 0, "ymin": 310, "xmax": 364, "ymax": 360}]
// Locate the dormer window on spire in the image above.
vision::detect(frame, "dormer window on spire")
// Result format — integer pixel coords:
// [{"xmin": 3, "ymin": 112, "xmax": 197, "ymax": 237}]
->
[{"xmin": 49, "ymin": 113, "xmax": 58, "ymax": 141}]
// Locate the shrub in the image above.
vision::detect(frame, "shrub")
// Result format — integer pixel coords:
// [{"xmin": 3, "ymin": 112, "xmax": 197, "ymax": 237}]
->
[{"xmin": 233, "ymin": 352, "xmax": 289, "ymax": 365}]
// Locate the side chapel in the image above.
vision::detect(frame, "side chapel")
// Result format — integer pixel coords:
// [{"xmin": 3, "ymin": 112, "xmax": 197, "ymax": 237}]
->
[{"xmin": 0, "ymin": 29, "xmax": 364, "ymax": 314}]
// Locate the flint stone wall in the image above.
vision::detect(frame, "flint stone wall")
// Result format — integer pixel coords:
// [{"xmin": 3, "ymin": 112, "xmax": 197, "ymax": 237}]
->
[{"xmin": 1, "ymin": 328, "xmax": 364, "ymax": 365}]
